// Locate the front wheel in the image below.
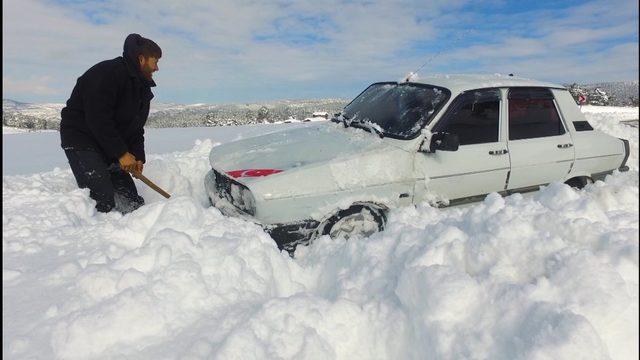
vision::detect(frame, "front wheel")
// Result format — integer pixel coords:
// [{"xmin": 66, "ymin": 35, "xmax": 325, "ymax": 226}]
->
[{"xmin": 321, "ymin": 205, "xmax": 386, "ymax": 240}]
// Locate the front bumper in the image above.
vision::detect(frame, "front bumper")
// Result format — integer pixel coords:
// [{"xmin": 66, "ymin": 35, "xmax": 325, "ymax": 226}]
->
[
  {"xmin": 205, "ymin": 169, "xmax": 318, "ymax": 254},
  {"xmin": 619, "ymin": 138, "xmax": 630, "ymax": 172},
  {"xmin": 205, "ymin": 169, "xmax": 256, "ymax": 220}
]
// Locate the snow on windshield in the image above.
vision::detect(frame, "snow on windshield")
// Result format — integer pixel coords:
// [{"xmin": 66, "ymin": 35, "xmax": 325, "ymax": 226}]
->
[{"xmin": 343, "ymin": 83, "xmax": 449, "ymax": 138}]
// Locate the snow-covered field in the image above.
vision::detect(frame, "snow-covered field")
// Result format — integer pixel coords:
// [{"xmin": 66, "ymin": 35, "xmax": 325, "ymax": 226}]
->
[
  {"xmin": 2, "ymin": 126, "xmax": 58, "ymax": 134},
  {"xmin": 3, "ymin": 107, "xmax": 638, "ymax": 359},
  {"xmin": 2, "ymin": 124, "xmax": 303, "ymax": 175}
]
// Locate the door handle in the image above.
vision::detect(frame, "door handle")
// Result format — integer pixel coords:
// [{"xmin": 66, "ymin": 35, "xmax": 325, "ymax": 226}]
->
[
  {"xmin": 489, "ymin": 149, "xmax": 508, "ymax": 155},
  {"xmin": 557, "ymin": 143, "xmax": 574, "ymax": 148}
]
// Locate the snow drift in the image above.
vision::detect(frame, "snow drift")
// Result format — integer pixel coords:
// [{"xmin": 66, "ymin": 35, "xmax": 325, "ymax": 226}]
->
[{"xmin": 3, "ymin": 107, "xmax": 639, "ymax": 359}]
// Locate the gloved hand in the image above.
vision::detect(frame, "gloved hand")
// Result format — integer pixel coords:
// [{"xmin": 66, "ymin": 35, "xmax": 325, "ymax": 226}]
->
[{"xmin": 118, "ymin": 152, "xmax": 137, "ymax": 173}]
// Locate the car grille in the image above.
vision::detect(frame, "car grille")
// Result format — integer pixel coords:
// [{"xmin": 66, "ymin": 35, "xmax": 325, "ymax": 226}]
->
[{"xmin": 213, "ymin": 169, "xmax": 256, "ymax": 215}]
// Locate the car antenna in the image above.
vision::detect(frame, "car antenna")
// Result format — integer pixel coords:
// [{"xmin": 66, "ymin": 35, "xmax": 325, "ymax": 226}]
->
[{"xmin": 403, "ymin": 29, "xmax": 473, "ymax": 82}]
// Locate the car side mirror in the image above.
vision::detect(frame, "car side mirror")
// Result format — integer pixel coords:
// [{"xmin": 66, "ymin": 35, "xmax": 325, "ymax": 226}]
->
[{"xmin": 419, "ymin": 132, "xmax": 459, "ymax": 153}]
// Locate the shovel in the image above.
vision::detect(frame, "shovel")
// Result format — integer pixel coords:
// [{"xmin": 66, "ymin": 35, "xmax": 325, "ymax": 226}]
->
[{"xmin": 131, "ymin": 171, "xmax": 171, "ymax": 199}]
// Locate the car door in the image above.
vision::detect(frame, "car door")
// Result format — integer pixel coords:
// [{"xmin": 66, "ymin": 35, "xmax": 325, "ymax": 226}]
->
[
  {"xmin": 414, "ymin": 88, "xmax": 510, "ymax": 202},
  {"xmin": 505, "ymin": 87, "xmax": 575, "ymax": 190}
]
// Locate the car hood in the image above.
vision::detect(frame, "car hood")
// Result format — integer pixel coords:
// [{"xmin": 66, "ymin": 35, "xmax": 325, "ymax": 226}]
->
[{"xmin": 208, "ymin": 123, "xmax": 404, "ymax": 175}]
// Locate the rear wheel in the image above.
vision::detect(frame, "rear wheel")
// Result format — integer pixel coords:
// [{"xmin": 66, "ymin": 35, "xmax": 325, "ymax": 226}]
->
[{"xmin": 321, "ymin": 205, "xmax": 386, "ymax": 240}]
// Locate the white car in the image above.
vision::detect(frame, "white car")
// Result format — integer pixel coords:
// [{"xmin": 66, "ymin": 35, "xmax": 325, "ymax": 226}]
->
[{"xmin": 205, "ymin": 74, "xmax": 630, "ymax": 253}]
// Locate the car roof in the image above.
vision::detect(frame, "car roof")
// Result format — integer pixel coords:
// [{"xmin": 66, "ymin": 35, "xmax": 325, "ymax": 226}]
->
[{"xmin": 408, "ymin": 73, "xmax": 566, "ymax": 94}]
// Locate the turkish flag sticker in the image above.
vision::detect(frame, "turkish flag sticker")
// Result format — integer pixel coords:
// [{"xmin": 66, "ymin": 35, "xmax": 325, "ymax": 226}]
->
[{"xmin": 226, "ymin": 169, "xmax": 283, "ymax": 178}]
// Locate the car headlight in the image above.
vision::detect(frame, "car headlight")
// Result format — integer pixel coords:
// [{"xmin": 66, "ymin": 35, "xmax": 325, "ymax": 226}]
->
[{"xmin": 213, "ymin": 169, "xmax": 256, "ymax": 215}]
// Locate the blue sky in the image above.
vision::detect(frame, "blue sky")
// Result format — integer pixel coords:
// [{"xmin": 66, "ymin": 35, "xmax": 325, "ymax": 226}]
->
[{"xmin": 3, "ymin": 0, "xmax": 638, "ymax": 104}]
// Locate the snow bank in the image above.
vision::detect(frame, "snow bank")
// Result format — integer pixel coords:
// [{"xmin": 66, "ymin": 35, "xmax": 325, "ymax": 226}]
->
[
  {"xmin": 2, "ymin": 126, "xmax": 57, "ymax": 134},
  {"xmin": 2, "ymin": 123, "xmax": 304, "ymax": 175},
  {"xmin": 580, "ymin": 105, "xmax": 638, "ymax": 117},
  {"xmin": 3, "ymin": 108, "xmax": 638, "ymax": 359},
  {"xmin": 583, "ymin": 107, "xmax": 639, "ymax": 171}
]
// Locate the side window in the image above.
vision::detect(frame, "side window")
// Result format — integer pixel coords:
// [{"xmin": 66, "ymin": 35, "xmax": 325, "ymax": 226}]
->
[
  {"xmin": 433, "ymin": 89, "xmax": 500, "ymax": 145},
  {"xmin": 508, "ymin": 88, "xmax": 565, "ymax": 140}
]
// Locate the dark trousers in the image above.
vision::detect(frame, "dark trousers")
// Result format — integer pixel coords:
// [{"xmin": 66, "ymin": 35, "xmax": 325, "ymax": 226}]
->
[{"xmin": 64, "ymin": 150, "xmax": 144, "ymax": 213}]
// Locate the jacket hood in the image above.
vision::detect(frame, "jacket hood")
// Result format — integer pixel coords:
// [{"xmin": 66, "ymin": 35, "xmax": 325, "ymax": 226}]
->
[{"xmin": 123, "ymin": 33, "xmax": 156, "ymax": 87}]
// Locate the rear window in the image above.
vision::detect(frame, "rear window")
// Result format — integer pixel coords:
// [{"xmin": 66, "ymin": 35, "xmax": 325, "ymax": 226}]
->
[{"xmin": 508, "ymin": 88, "xmax": 565, "ymax": 140}]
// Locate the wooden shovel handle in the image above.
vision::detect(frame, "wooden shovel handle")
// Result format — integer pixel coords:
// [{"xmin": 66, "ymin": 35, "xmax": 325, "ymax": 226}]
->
[{"xmin": 131, "ymin": 171, "xmax": 171, "ymax": 199}]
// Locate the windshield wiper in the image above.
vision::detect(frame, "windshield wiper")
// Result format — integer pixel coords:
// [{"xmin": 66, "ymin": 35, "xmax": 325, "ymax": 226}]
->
[
  {"xmin": 350, "ymin": 119, "xmax": 385, "ymax": 138},
  {"xmin": 330, "ymin": 113, "xmax": 351, "ymax": 128},
  {"xmin": 332, "ymin": 113, "xmax": 383, "ymax": 137}
]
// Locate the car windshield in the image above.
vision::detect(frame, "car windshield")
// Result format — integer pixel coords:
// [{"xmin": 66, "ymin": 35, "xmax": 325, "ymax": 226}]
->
[{"xmin": 341, "ymin": 82, "xmax": 450, "ymax": 139}]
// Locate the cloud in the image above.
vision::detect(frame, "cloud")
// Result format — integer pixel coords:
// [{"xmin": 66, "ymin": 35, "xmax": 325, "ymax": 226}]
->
[
  {"xmin": 3, "ymin": 75, "xmax": 60, "ymax": 96},
  {"xmin": 518, "ymin": 42, "xmax": 639, "ymax": 83},
  {"xmin": 2, "ymin": 0, "xmax": 638, "ymax": 103},
  {"xmin": 425, "ymin": 0, "xmax": 638, "ymax": 83}
]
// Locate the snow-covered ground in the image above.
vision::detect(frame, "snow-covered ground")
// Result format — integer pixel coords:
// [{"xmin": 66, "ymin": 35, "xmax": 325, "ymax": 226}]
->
[
  {"xmin": 2, "ymin": 126, "xmax": 58, "ymax": 134},
  {"xmin": 3, "ymin": 126, "xmax": 34, "ymax": 134},
  {"xmin": 579, "ymin": 105, "xmax": 639, "ymax": 117},
  {"xmin": 2, "ymin": 123, "xmax": 306, "ymax": 175},
  {"xmin": 3, "ymin": 107, "xmax": 638, "ymax": 359}
]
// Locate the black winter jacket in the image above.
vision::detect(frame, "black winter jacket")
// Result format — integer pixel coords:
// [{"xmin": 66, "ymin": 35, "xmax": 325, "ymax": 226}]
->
[{"xmin": 60, "ymin": 34, "xmax": 156, "ymax": 163}]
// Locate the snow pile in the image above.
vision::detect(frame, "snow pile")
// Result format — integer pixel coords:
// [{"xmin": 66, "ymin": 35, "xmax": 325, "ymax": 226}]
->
[
  {"xmin": 583, "ymin": 106, "xmax": 639, "ymax": 170},
  {"xmin": 3, "ymin": 126, "xmax": 34, "ymax": 134},
  {"xmin": 3, "ymin": 109, "xmax": 639, "ymax": 359},
  {"xmin": 582, "ymin": 105, "xmax": 638, "ymax": 119}
]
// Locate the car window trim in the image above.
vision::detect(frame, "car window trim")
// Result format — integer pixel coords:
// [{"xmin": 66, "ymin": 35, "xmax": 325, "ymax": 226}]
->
[
  {"xmin": 342, "ymin": 82, "xmax": 451, "ymax": 140},
  {"xmin": 430, "ymin": 87, "xmax": 503, "ymax": 146},
  {"xmin": 506, "ymin": 87, "xmax": 567, "ymax": 141},
  {"xmin": 552, "ymin": 97, "xmax": 569, "ymax": 135}
]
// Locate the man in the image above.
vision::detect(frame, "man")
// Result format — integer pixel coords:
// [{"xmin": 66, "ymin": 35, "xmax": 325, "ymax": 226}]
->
[{"xmin": 60, "ymin": 33, "xmax": 161, "ymax": 213}]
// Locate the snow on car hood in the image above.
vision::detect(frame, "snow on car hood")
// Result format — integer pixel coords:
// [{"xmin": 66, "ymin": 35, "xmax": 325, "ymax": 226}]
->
[{"xmin": 208, "ymin": 122, "xmax": 403, "ymax": 175}]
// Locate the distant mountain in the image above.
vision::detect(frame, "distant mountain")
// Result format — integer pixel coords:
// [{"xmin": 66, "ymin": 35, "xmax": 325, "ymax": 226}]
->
[
  {"xmin": 3, "ymin": 99, "xmax": 28, "ymax": 110},
  {"xmin": 2, "ymin": 98, "xmax": 349, "ymax": 130},
  {"xmin": 3, "ymin": 81, "xmax": 638, "ymax": 131},
  {"xmin": 2, "ymin": 100, "xmax": 64, "ymax": 130},
  {"xmin": 146, "ymin": 99, "xmax": 348, "ymax": 128}
]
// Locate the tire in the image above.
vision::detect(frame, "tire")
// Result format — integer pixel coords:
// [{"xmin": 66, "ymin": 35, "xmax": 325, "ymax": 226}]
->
[
  {"xmin": 565, "ymin": 176, "xmax": 592, "ymax": 189},
  {"xmin": 321, "ymin": 205, "xmax": 386, "ymax": 240}
]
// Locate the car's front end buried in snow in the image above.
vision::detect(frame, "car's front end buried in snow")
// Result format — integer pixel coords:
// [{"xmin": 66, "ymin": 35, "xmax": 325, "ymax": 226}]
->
[
  {"xmin": 204, "ymin": 169, "xmax": 318, "ymax": 253},
  {"xmin": 205, "ymin": 168, "xmax": 256, "ymax": 216}
]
